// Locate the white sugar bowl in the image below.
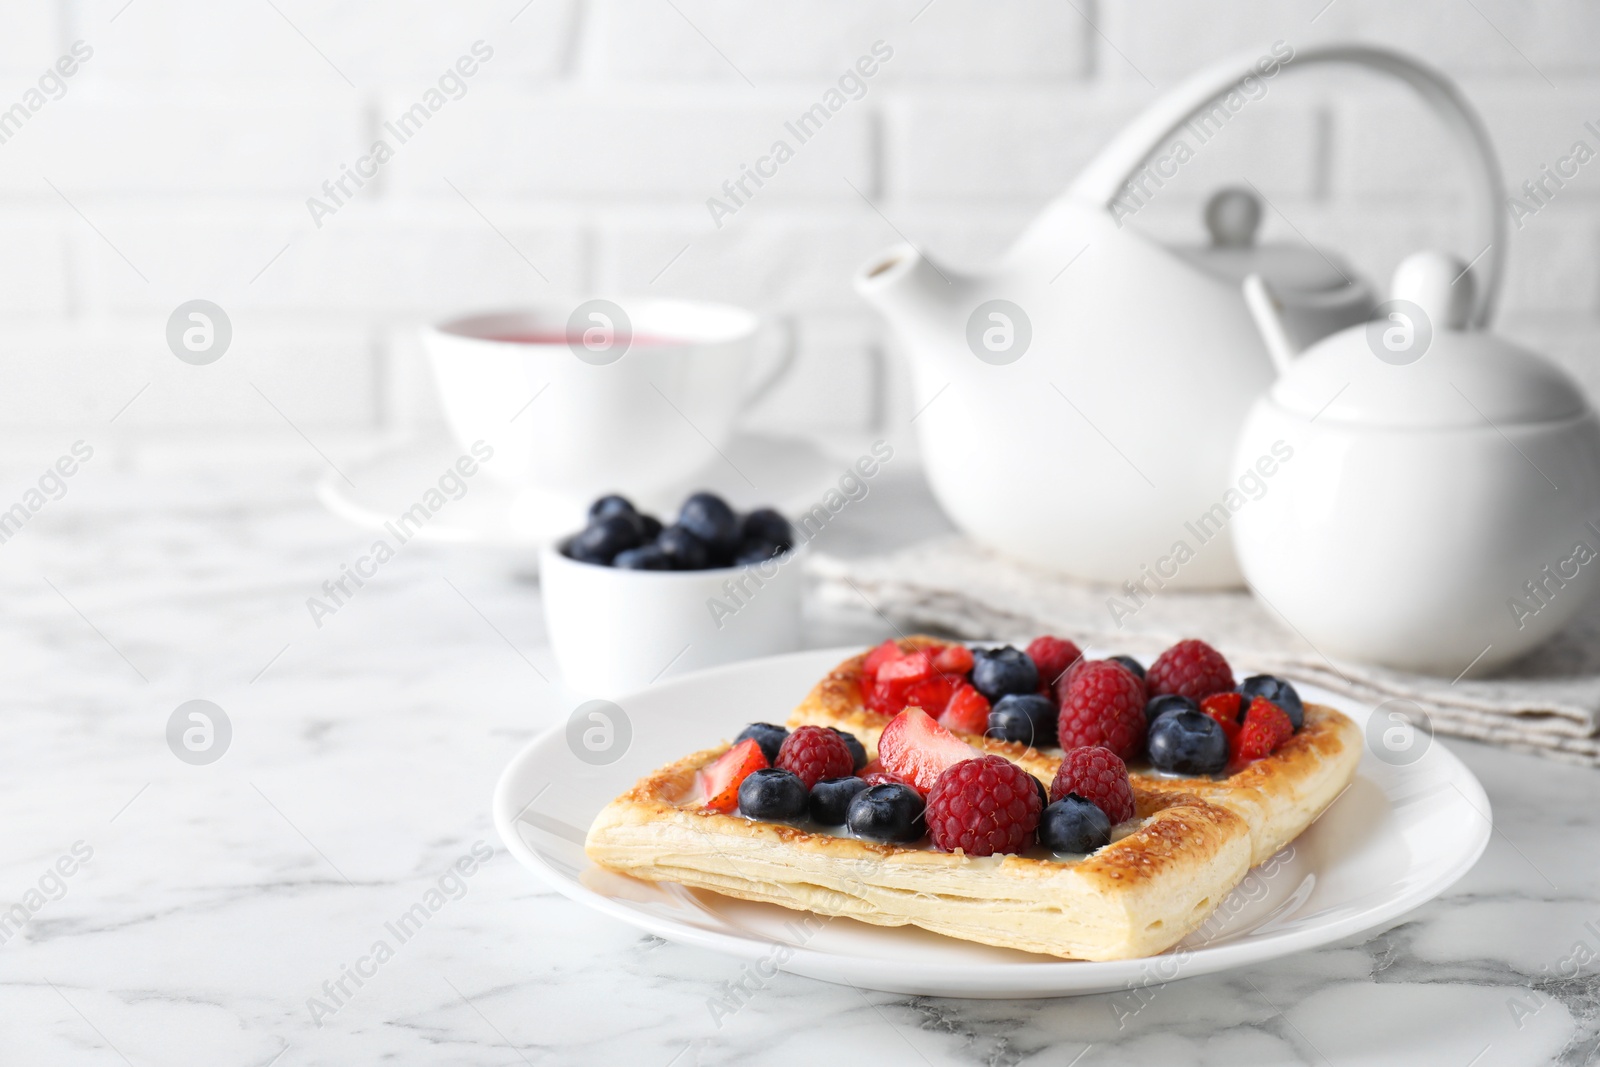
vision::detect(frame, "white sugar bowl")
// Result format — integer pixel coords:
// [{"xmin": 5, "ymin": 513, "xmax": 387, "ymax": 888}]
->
[{"xmin": 1233, "ymin": 251, "xmax": 1600, "ymax": 674}]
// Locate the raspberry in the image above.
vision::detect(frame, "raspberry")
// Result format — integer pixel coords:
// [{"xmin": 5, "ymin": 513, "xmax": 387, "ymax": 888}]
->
[
  {"xmin": 1244, "ymin": 697, "xmax": 1294, "ymax": 749},
  {"xmin": 937, "ymin": 682, "xmax": 991, "ymax": 734},
  {"xmin": 1146, "ymin": 639, "xmax": 1235, "ymax": 702},
  {"xmin": 925, "ymin": 756, "xmax": 1043, "ymax": 856},
  {"xmin": 1048, "ymin": 746, "xmax": 1135, "ymax": 824},
  {"xmin": 775, "ymin": 725, "xmax": 854, "ymax": 789},
  {"xmin": 1026, "ymin": 635, "xmax": 1083, "ymax": 689},
  {"xmin": 1200, "ymin": 691, "xmax": 1244, "ymax": 723},
  {"xmin": 1057, "ymin": 660, "xmax": 1147, "ymax": 761}
]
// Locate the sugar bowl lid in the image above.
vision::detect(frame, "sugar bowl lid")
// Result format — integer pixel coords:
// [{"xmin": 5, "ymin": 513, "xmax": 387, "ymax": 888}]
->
[{"xmin": 1257, "ymin": 251, "xmax": 1590, "ymax": 429}]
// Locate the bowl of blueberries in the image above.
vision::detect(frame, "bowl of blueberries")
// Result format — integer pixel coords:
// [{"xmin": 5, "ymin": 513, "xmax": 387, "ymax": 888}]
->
[{"xmin": 541, "ymin": 491, "xmax": 802, "ymax": 694}]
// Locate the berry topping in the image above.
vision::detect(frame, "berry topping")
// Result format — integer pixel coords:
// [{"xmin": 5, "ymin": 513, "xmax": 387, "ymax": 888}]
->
[
  {"xmin": 986, "ymin": 693, "xmax": 1057, "ymax": 748},
  {"xmin": 1025, "ymin": 635, "xmax": 1082, "ymax": 689},
  {"xmin": 1199, "ymin": 691, "xmax": 1245, "ymax": 724},
  {"xmin": 938, "ymin": 682, "xmax": 991, "ymax": 735},
  {"xmin": 734, "ymin": 723, "xmax": 789, "ymax": 765},
  {"xmin": 933, "ymin": 644, "xmax": 975, "ymax": 675},
  {"xmin": 1146, "ymin": 639, "xmax": 1235, "ymax": 702},
  {"xmin": 1146, "ymin": 710, "xmax": 1229, "ymax": 776},
  {"xmin": 1108, "ymin": 654, "xmax": 1147, "ymax": 680},
  {"xmin": 1057, "ymin": 660, "xmax": 1147, "ymax": 761},
  {"xmin": 877, "ymin": 707, "xmax": 980, "ymax": 795},
  {"xmin": 1229, "ymin": 698, "xmax": 1296, "ymax": 770},
  {"xmin": 877, "ymin": 651, "xmax": 934, "ymax": 683},
  {"xmin": 847, "ymin": 782, "xmax": 926, "ymax": 843},
  {"xmin": 1048, "ymin": 746, "xmax": 1135, "ymax": 824},
  {"xmin": 862, "ymin": 639, "xmax": 904, "ymax": 679},
  {"xmin": 1245, "ymin": 697, "xmax": 1295, "ymax": 748},
  {"xmin": 971, "ymin": 646, "xmax": 1040, "ymax": 701},
  {"xmin": 829, "ymin": 727, "xmax": 868, "ymax": 771},
  {"xmin": 677, "ymin": 491, "xmax": 741, "ymax": 563},
  {"xmin": 1038, "ymin": 795, "xmax": 1112, "ymax": 854},
  {"xmin": 775, "ymin": 725, "xmax": 856, "ymax": 789},
  {"xmin": 1239, "ymin": 674, "xmax": 1305, "ymax": 731},
  {"xmin": 699, "ymin": 738, "xmax": 769, "ymax": 813},
  {"xmin": 925, "ymin": 756, "xmax": 1043, "ymax": 857},
  {"xmin": 809, "ymin": 776, "xmax": 869, "ymax": 826},
  {"xmin": 1146, "ymin": 693, "xmax": 1199, "ymax": 724},
  {"xmin": 901, "ymin": 674, "xmax": 960, "ymax": 718},
  {"xmin": 737, "ymin": 767, "xmax": 808, "ymax": 821}
]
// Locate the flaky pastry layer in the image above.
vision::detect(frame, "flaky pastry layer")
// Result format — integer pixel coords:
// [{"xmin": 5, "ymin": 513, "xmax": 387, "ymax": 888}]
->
[{"xmin": 585, "ymin": 744, "xmax": 1251, "ymax": 960}]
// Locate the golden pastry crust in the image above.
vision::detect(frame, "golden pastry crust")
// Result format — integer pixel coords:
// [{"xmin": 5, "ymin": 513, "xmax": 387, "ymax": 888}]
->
[
  {"xmin": 585, "ymin": 744, "xmax": 1252, "ymax": 961},
  {"xmin": 788, "ymin": 637, "xmax": 1364, "ymax": 865}
]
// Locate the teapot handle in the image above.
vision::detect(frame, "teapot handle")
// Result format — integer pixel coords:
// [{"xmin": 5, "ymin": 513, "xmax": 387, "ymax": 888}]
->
[{"xmin": 1064, "ymin": 42, "xmax": 1506, "ymax": 328}]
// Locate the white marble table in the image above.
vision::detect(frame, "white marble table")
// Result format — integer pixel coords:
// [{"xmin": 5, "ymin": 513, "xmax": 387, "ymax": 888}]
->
[{"xmin": 1, "ymin": 458, "xmax": 1595, "ymax": 1066}]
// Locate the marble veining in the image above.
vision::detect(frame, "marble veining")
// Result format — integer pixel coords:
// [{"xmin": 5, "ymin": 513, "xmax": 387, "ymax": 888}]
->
[{"xmin": 0, "ymin": 460, "xmax": 1595, "ymax": 1066}]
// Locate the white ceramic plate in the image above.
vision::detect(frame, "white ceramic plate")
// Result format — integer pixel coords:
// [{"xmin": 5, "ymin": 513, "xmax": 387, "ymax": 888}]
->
[
  {"xmin": 493, "ymin": 647, "xmax": 1491, "ymax": 998},
  {"xmin": 318, "ymin": 433, "xmax": 841, "ymax": 551}
]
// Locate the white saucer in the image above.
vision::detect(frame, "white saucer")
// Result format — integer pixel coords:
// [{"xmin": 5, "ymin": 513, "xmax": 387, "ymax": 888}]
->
[
  {"xmin": 317, "ymin": 433, "xmax": 842, "ymax": 551},
  {"xmin": 492, "ymin": 646, "xmax": 1491, "ymax": 999}
]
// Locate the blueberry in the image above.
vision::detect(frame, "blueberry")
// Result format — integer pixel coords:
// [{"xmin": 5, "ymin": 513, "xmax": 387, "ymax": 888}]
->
[
  {"xmin": 587, "ymin": 494, "xmax": 635, "ymax": 522},
  {"xmin": 738, "ymin": 768, "xmax": 808, "ymax": 821},
  {"xmin": 613, "ymin": 544, "xmax": 671, "ymax": 570},
  {"xmin": 829, "ymin": 727, "xmax": 868, "ymax": 771},
  {"xmin": 971, "ymin": 646, "xmax": 1039, "ymax": 701},
  {"xmin": 809, "ymin": 776, "xmax": 869, "ymax": 826},
  {"xmin": 1145, "ymin": 693, "xmax": 1199, "ymax": 725},
  {"xmin": 1039, "ymin": 795, "xmax": 1112, "ymax": 854},
  {"xmin": 565, "ymin": 515, "xmax": 641, "ymax": 565},
  {"xmin": 1110, "ymin": 654, "xmax": 1147, "ymax": 680},
  {"xmin": 1146, "ymin": 710, "xmax": 1228, "ymax": 776},
  {"xmin": 638, "ymin": 513, "xmax": 663, "ymax": 541},
  {"xmin": 678, "ymin": 492, "xmax": 741, "ymax": 562},
  {"xmin": 847, "ymin": 783, "xmax": 926, "ymax": 844},
  {"xmin": 734, "ymin": 540, "xmax": 786, "ymax": 566},
  {"xmin": 986, "ymin": 693, "xmax": 1057, "ymax": 748},
  {"xmin": 1032, "ymin": 773, "xmax": 1049, "ymax": 811},
  {"xmin": 1240, "ymin": 674, "xmax": 1304, "ymax": 731},
  {"xmin": 741, "ymin": 508, "xmax": 794, "ymax": 552},
  {"xmin": 734, "ymin": 723, "xmax": 789, "ymax": 764},
  {"xmin": 656, "ymin": 524, "xmax": 711, "ymax": 570}
]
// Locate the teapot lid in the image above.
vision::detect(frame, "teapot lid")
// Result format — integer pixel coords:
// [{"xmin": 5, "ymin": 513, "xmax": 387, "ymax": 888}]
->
[
  {"xmin": 1268, "ymin": 251, "xmax": 1590, "ymax": 428},
  {"xmin": 1176, "ymin": 187, "xmax": 1358, "ymax": 294}
]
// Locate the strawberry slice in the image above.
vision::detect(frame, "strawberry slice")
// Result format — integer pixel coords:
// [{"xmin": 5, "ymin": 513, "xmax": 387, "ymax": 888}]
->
[
  {"xmin": 933, "ymin": 644, "xmax": 974, "ymax": 675},
  {"xmin": 877, "ymin": 650, "xmax": 934, "ymax": 684},
  {"xmin": 877, "ymin": 707, "xmax": 980, "ymax": 795},
  {"xmin": 1200, "ymin": 691, "xmax": 1245, "ymax": 723},
  {"xmin": 938, "ymin": 682, "xmax": 990, "ymax": 735},
  {"xmin": 903, "ymin": 674, "xmax": 958, "ymax": 717},
  {"xmin": 862, "ymin": 639, "xmax": 903, "ymax": 680},
  {"xmin": 698, "ymin": 738, "xmax": 768, "ymax": 813}
]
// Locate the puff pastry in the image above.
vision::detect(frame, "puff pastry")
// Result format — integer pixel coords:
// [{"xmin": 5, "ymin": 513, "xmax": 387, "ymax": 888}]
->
[
  {"xmin": 585, "ymin": 744, "xmax": 1252, "ymax": 961},
  {"xmin": 787, "ymin": 637, "xmax": 1364, "ymax": 865}
]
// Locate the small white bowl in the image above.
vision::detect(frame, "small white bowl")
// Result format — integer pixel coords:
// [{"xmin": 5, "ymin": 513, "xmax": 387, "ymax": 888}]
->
[{"xmin": 539, "ymin": 544, "xmax": 803, "ymax": 696}]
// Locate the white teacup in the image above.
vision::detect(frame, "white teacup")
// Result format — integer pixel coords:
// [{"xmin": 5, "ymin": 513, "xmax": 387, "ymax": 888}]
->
[{"xmin": 424, "ymin": 298, "xmax": 791, "ymax": 497}]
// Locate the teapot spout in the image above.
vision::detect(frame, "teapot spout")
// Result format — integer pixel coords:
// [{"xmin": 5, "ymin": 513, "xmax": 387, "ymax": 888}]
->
[
  {"xmin": 855, "ymin": 243, "xmax": 963, "ymax": 347},
  {"xmin": 1241, "ymin": 273, "xmax": 1301, "ymax": 375}
]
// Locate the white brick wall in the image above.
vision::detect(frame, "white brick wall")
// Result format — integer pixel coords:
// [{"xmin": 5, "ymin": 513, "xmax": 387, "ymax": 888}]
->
[{"xmin": 0, "ymin": 0, "xmax": 1596, "ymax": 444}]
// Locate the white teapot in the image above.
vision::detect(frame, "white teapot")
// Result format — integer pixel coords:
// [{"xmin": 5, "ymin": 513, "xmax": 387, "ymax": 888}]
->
[
  {"xmin": 1234, "ymin": 252, "xmax": 1600, "ymax": 674},
  {"xmin": 856, "ymin": 43, "xmax": 1505, "ymax": 588}
]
